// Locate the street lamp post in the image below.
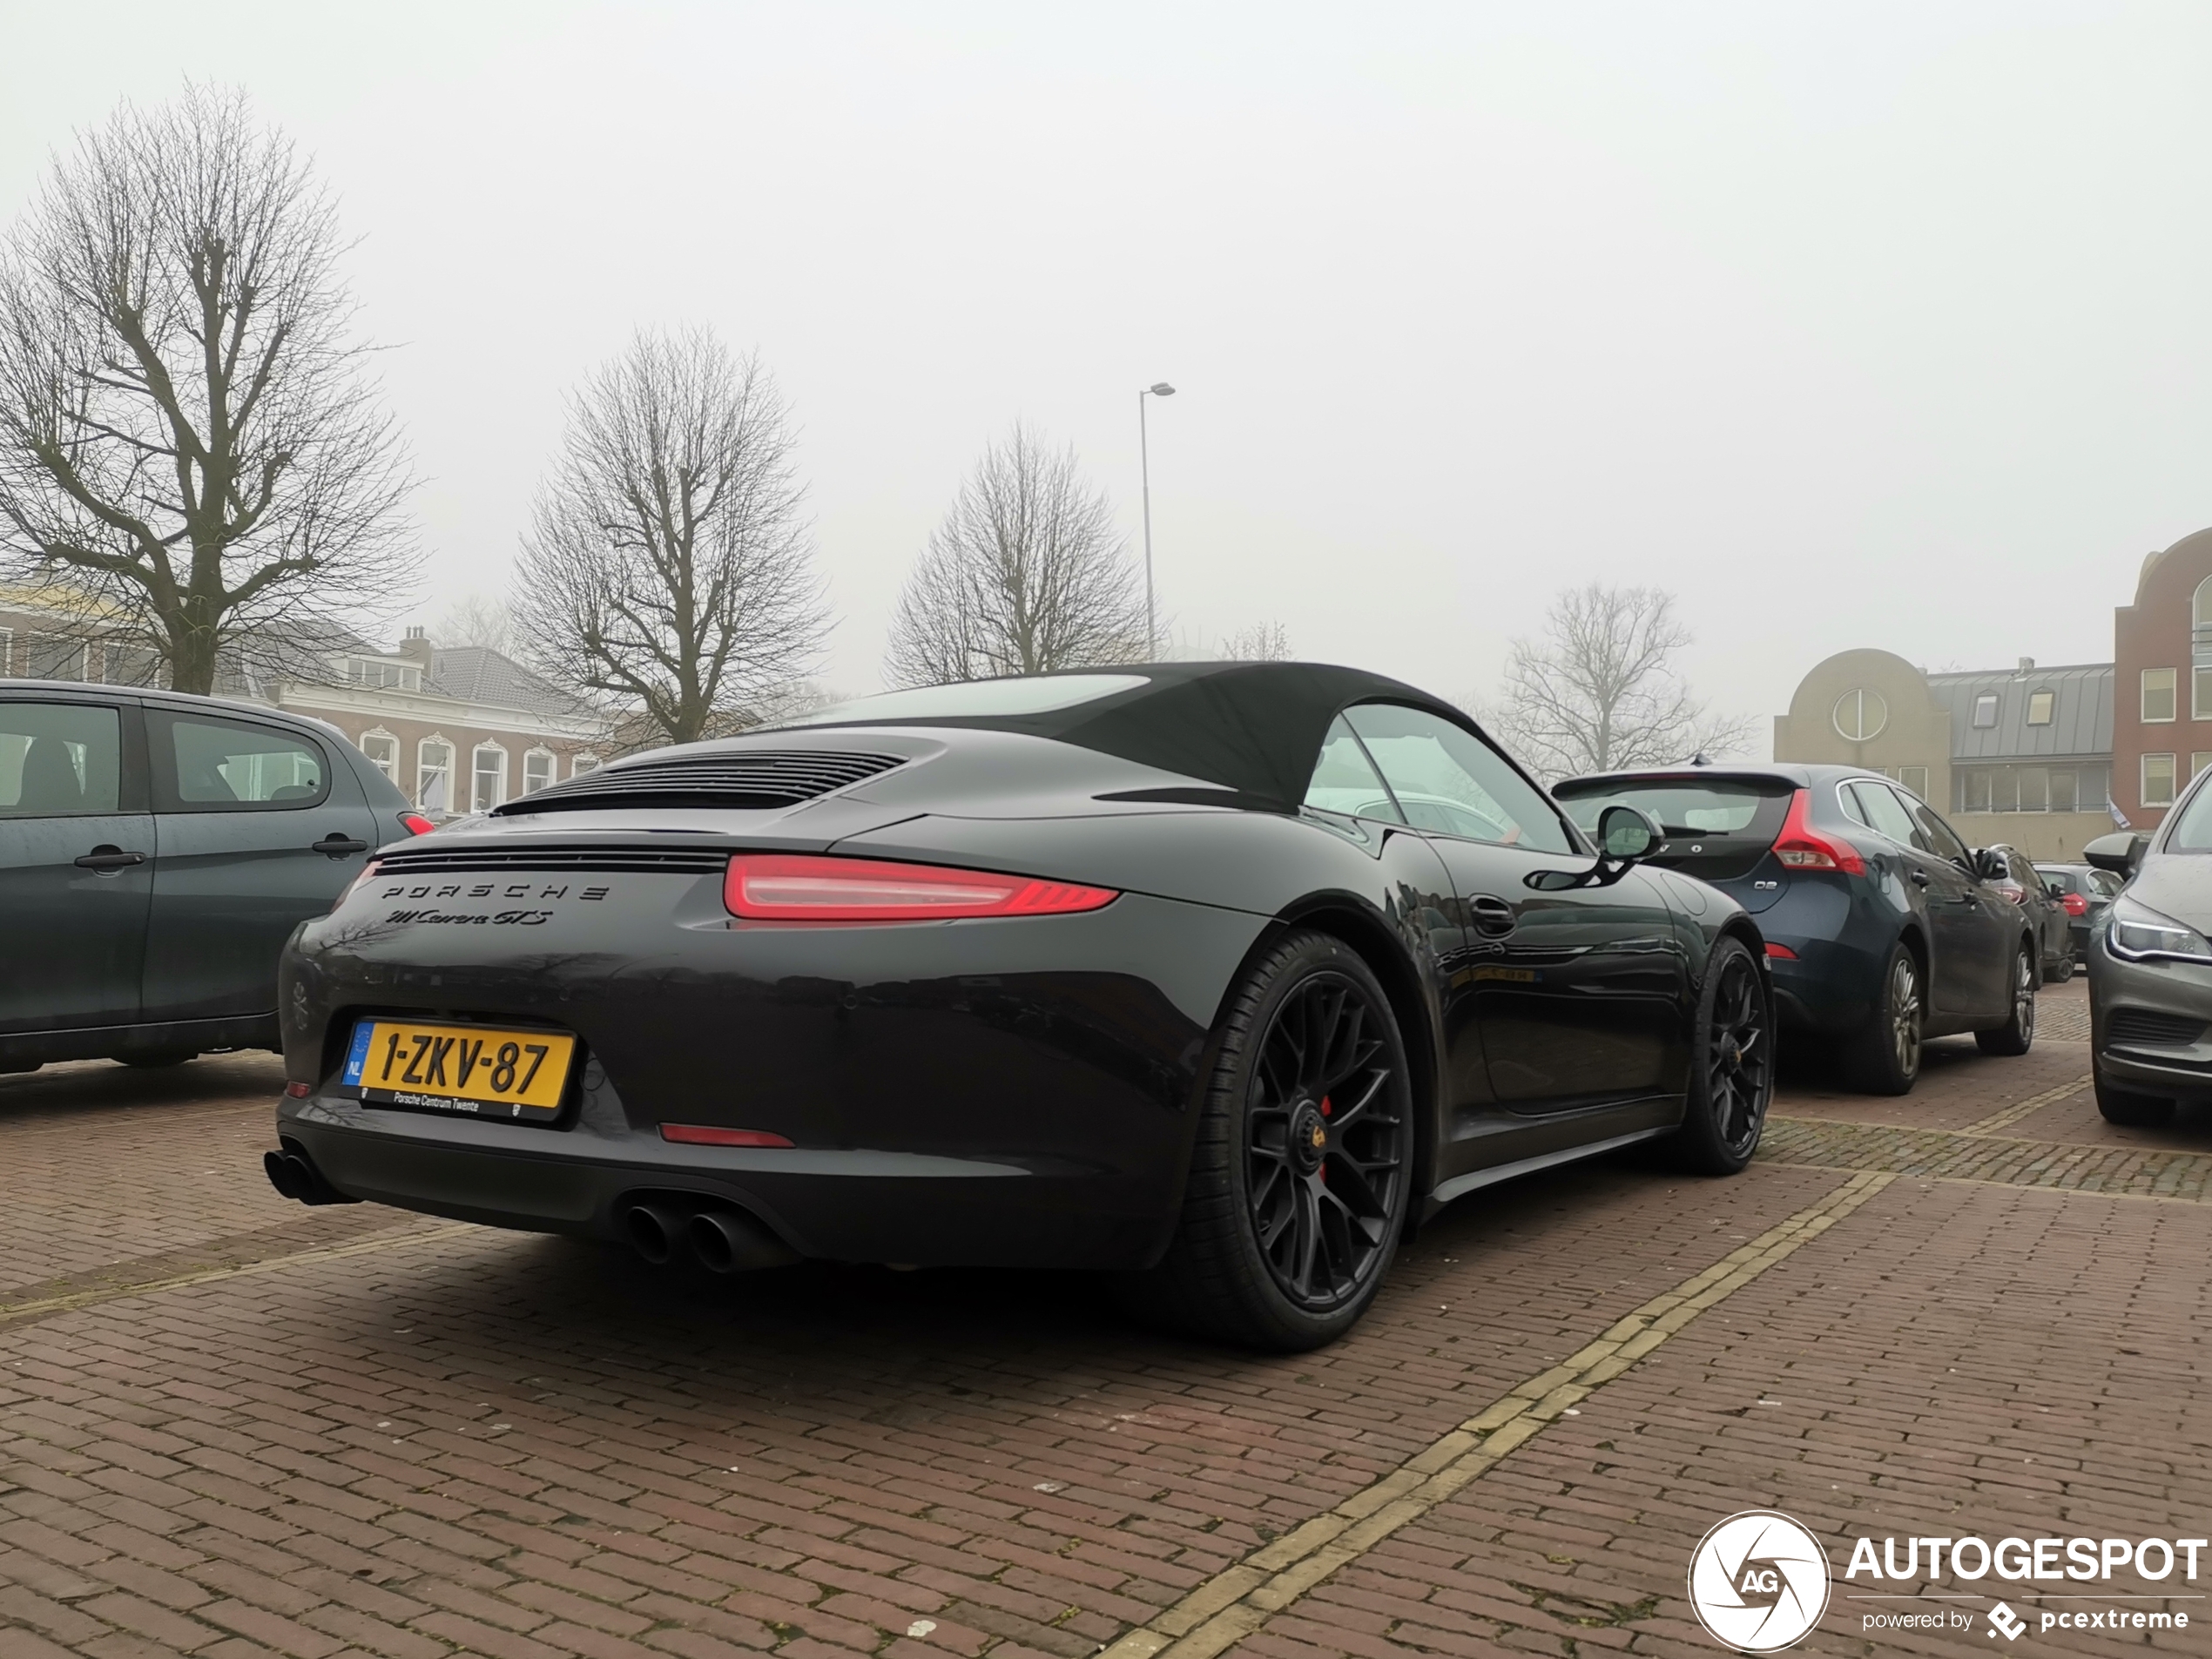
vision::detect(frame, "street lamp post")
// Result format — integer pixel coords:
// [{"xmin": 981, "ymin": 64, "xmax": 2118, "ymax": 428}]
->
[{"xmin": 1138, "ymin": 381, "xmax": 1175, "ymax": 660}]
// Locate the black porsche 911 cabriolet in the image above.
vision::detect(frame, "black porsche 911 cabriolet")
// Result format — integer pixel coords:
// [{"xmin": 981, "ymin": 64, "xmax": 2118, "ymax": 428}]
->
[{"xmin": 269, "ymin": 663, "xmax": 1772, "ymax": 1349}]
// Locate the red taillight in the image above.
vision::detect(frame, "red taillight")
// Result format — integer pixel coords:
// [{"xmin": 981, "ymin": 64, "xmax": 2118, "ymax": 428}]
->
[
  {"xmin": 284, "ymin": 1081, "xmax": 312, "ymax": 1098},
  {"xmin": 660, "ymin": 1124, "xmax": 794, "ymax": 1148},
  {"xmin": 1765, "ymin": 942, "xmax": 1798, "ymax": 960},
  {"xmin": 399, "ymin": 813, "xmax": 436, "ymax": 836},
  {"xmin": 341, "ymin": 858, "xmax": 383, "ymax": 903},
  {"xmin": 2060, "ymin": 893, "xmax": 2089, "ymax": 917},
  {"xmin": 1770, "ymin": 789, "xmax": 1866, "ymax": 875},
  {"xmin": 723, "ymin": 853, "xmax": 1119, "ymax": 922}
]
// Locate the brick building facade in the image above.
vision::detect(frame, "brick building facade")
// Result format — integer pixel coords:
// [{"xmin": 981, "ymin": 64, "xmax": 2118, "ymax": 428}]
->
[
  {"xmin": 0, "ymin": 598, "xmax": 614, "ymax": 820},
  {"xmin": 2111, "ymin": 526, "xmax": 2212, "ymax": 833}
]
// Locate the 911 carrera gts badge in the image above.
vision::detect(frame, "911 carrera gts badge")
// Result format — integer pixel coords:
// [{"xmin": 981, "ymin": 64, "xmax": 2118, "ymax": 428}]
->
[{"xmin": 384, "ymin": 908, "xmax": 553, "ymax": 927}]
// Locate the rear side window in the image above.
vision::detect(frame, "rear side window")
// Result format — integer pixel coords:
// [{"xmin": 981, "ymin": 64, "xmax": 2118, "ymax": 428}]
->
[
  {"xmin": 1304, "ymin": 716, "xmax": 1404, "ymax": 824},
  {"xmin": 1342, "ymin": 703, "xmax": 1573, "ymax": 853},
  {"xmin": 152, "ymin": 712, "xmax": 328, "ymax": 811},
  {"xmin": 1845, "ymin": 781, "xmax": 1920, "ymax": 846},
  {"xmin": 0, "ymin": 702, "xmax": 122, "ymax": 815}
]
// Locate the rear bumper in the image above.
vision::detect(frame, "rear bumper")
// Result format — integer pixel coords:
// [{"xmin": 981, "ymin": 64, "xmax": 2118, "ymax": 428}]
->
[
  {"xmin": 277, "ymin": 878, "xmax": 1270, "ymax": 1270},
  {"xmin": 280, "ymin": 1091, "xmax": 1178, "ymax": 1268}
]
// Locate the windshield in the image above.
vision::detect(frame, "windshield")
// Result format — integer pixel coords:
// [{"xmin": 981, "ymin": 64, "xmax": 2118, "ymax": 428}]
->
[
  {"xmin": 2164, "ymin": 777, "xmax": 2212, "ymax": 851},
  {"xmin": 1555, "ymin": 779, "xmax": 1783, "ymax": 835},
  {"xmin": 772, "ymin": 674, "xmax": 1150, "ymax": 727}
]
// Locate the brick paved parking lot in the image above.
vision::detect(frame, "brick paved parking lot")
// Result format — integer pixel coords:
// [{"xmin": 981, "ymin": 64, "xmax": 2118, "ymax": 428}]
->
[{"xmin": 4, "ymin": 979, "xmax": 2208, "ymax": 1659}]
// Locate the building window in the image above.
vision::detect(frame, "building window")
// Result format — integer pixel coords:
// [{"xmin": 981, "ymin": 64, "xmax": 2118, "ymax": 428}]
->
[
  {"xmin": 417, "ymin": 738, "xmax": 454, "ymax": 814},
  {"xmin": 1832, "ymin": 689, "xmax": 1887, "ymax": 742},
  {"xmin": 1971, "ymin": 692, "xmax": 2000, "ymax": 729},
  {"xmin": 2025, "ymin": 690, "xmax": 2054, "ymax": 726},
  {"xmin": 0, "ymin": 629, "xmax": 10, "ymax": 675},
  {"xmin": 523, "ymin": 749, "xmax": 556, "ymax": 793},
  {"xmin": 2144, "ymin": 753, "xmax": 2177, "ymax": 809},
  {"xmin": 1896, "ymin": 765, "xmax": 1929, "ymax": 800},
  {"xmin": 346, "ymin": 656, "xmax": 421, "ymax": 692},
  {"xmin": 572, "ymin": 753, "xmax": 600, "ymax": 778},
  {"xmin": 23, "ymin": 632, "xmax": 87, "ymax": 681},
  {"xmin": 358, "ymin": 731, "xmax": 399, "ymax": 783},
  {"xmin": 2196, "ymin": 667, "xmax": 2212, "ymax": 720},
  {"xmin": 2051, "ymin": 770, "xmax": 2077, "ymax": 813},
  {"xmin": 2195, "ymin": 753, "xmax": 2212, "ymax": 783},
  {"xmin": 2143, "ymin": 668, "xmax": 2178, "ymax": 723},
  {"xmin": 471, "ymin": 744, "xmax": 507, "ymax": 813},
  {"xmin": 2017, "ymin": 768, "xmax": 2048, "ymax": 813}
]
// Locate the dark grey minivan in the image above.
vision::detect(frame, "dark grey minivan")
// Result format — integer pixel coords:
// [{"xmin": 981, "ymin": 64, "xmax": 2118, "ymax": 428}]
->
[{"xmin": 1, "ymin": 680, "xmax": 424, "ymax": 1074}]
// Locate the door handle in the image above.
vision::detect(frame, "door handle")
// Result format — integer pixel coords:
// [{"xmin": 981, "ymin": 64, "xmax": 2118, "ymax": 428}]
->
[
  {"xmin": 74, "ymin": 846, "xmax": 146, "ymax": 873},
  {"xmin": 1468, "ymin": 894, "xmax": 1517, "ymax": 936},
  {"xmin": 312, "ymin": 833, "xmax": 370, "ymax": 859},
  {"xmin": 1909, "ymin": 869, "xmax": 1930, "ymax": 887}
]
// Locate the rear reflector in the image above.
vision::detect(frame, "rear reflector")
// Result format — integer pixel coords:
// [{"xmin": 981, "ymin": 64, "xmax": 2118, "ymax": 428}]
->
[
  {"xmin": 725, "ymin": 853, "xmax": 1118, "ymax": 921},
  {"xmin": 284, "ymin": 1081, "xmax": 313, "ymax": 1098},
  {"xmin": 1764, "ymin": 942, "xmax": 1798, "ymax": 960},
  {"xmin": 660, "ymin": 1124, "xmax": 795, "ymax": 1148}
]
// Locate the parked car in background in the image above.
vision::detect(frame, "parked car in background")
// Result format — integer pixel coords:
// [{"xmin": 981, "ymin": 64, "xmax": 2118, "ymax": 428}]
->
[
  {"xmin": 2085, "ymin": 769, "xmax": 2212, "ymax": 1125},
  {"xmin": 0, "ymin": 680, "xmax": 427, "ymax": 1076},
  {"xmin": 2036, "ymin": 861, "xmax": 2121, "ymax": 966},
  {"xmin": 1985, "ymin": 843, "xmax": 2074, "ymax": 982},
  {"xmin": 1554, "ymin": 765, "xmax": 2039, "ymax": 1096}
]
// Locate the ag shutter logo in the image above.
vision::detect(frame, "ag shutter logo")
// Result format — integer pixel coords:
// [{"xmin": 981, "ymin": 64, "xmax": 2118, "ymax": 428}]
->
[{"xmin": 1689, "ymin": 1510, "xmax": 1832, "ymax": 1652}]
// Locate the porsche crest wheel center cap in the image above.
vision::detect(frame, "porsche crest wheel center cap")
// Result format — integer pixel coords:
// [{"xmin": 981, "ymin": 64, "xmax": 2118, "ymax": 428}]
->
[{"xmin": 1290, "ymin": 1103, "xmax": 1328, "ymax": 1171}]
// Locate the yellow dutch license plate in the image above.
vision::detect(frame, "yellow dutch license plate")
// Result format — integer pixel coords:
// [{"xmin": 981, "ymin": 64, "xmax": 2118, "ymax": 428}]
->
[{"xmin": 342, "ymin": 1019, "xmax": 577, "ymax": 1123}]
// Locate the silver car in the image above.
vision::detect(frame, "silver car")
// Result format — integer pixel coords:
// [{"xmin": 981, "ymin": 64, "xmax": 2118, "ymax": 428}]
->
[{"xmin": 2085, "ymin": 772, "xmax": 2212, "ymax": 1125}]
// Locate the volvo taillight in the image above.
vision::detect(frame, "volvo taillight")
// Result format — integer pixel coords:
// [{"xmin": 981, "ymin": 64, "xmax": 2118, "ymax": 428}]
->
[
  {"xmin": 723, "ymin": 853, "xmax": 1119, "ymax": 921},
  {"xmin": 1770, "ymin": 790, "xmax": 1867, "ymax": 875},
  {"xmin": 399, "ymin": 813, "xmax": 436, "ymax": 836}
]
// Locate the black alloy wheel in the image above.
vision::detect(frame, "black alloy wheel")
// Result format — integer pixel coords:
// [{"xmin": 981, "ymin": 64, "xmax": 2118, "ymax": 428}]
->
[
  {"xmin": 1669, "ymin": 935, "xmax": 1773, "ymax": 1174},
  {"xmin": 1976, "ymin": 946, "xmax": 2037, "ymax": 1056},
  {"xmin": 1244, "ymin": 972, "xmax": 1406, "ymax": 1309},
  {"xmin": 1120, "ymin": 929, "xmax": 1413, "ymax": 1351}
]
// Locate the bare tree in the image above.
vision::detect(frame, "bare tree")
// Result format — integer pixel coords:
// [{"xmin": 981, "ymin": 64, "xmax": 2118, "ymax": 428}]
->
[
  {"xmin": 514, "ymin": 327, "xmax": 826, "ymax": 747},
  {"xmin": 1219, "ymin": 620, "xmax": 1291, "ymax": 661},
  {"xmin": 0, "ymin": 86, "xmax": 415, "ymax": 694},
  {"xmin": 1492, "ymin": 583, "xmax": 1751, "ymax": 779},
  {"xmin": 884, "ymin": 422, "xmax": 1143, "ymax": 687},
  {"xmin": 433, "ymin": 590, "xmax": 513, "ymax": 653}
]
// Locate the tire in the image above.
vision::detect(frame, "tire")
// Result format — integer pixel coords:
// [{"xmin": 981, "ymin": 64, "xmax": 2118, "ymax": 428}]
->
[
  {"xmin": 1844, "ymin": 941, "xmax": 1924, "ymax": 1095},
  {"xmin": 122, "ymin": 1051, "xmax": 199, "ymax": 1069},
  {"xmin": 1116, "ymin": 929, "xmax": 1413, "ymax": 1352},
  {"xmin": 1665, "ymin": 935, "xmax": 1774, "ymax": 1175},
  {"xmin": 2044, "ymin": 952, "xmax": 2074, "ymax": 985},
  {"xmin": 1974, "ymin": 946, "xmax": 2036, "ymax": 1056},
  {"xmin": 2094, "ymin": 1068, "xmax": 2175, "ymax": 1126}
]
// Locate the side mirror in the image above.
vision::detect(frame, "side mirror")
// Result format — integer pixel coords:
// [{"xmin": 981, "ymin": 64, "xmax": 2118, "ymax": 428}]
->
[
  {"xmin": 2045, "ymin": 879, "xmax": 2067, "ymax": 899},
  {"xmin": 2084, "ymin": 831, "xmax": 2148, "ymax": 879},
  {"xmin": 1971, "ymin": 847, "xmax": 2009, "ymax": 882},
  {"xmin": 1596, "ymin": 803, "xmax": 1665, "ymax": 861}
]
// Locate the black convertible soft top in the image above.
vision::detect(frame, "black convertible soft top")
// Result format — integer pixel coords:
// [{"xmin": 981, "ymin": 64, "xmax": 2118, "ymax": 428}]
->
[{"xmin": 780, "ymin": 662, "xmax": 1474, "ymax": 810}]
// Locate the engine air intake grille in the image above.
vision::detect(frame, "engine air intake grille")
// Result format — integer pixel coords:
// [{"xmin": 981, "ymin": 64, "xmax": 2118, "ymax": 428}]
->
[
  {"xmin": 2105, "ymin": 1008, "xmax": 2206, "ymax": 1049},
  {"xmin": 374, "ymin": 846, "xmax": 731, "ymax": 878},
  {"xmin": 491, "ymin": 751, "xmax": 905, "ymax": 815}
]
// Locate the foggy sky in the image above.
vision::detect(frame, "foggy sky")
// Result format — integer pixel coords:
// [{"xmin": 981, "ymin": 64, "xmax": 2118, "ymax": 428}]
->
[{"xmin": 5, "ymin": 2, "xmax": 2209, "ymax": 752}]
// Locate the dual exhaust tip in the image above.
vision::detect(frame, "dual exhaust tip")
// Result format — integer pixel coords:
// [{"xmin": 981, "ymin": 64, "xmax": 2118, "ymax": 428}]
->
[
  {"xmin": 263, "ymin": 1145, "xmax": 358, "ymax": 1206},
  {"xmin": 623, "ymin": 1198, "xmax": 799, "ymax": 1274}
]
